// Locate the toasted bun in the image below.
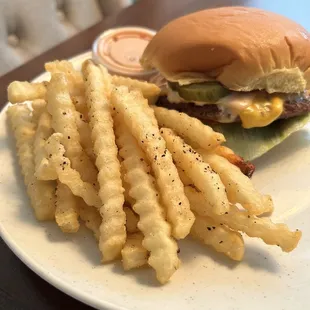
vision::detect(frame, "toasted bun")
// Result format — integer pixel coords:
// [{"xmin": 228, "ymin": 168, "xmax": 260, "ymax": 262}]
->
[{"xmin": 141, "ymin": 7, "xmax": 310, "ymax": 93}]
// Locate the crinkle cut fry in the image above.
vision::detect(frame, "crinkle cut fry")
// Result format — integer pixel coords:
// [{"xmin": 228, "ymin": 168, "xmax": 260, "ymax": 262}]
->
[
  {"xmin": 198, "ymin": 150, "xmax": 273, "ymax": 215},
  {"xmin": 78, "ymin": 198, "xmax": 101, "ymax": 240},
  {"xmin": 8, "ymin": 81, "xmax": 47, "ymax": 103},
  {"xmin": 45, "ymin": 60, "xmax": 84, "ymax": 95},
  {"xmin": 111, "ymin": 86, "xmax": 194, "ymax": 240},
  {"xmin": 115, "ymin": 114, "xmax": 180, "ymax": 283},
  {"xmin": 7, "ymin": 104, "xmax": 55, "ymax": 220},
  {"xmin": 215, "ymin": 145, "xmax": 255, "ymax": 178},
  {"xmin": 55, "ymin": 181, "xmax": 80, "ymax": 233},
  {"xmin": 46, "ymin": 72, "xmax": 98, "ymax": 185},
  {"xmin": 8, "ymin": 60, "xmax": 84, "ymax": 104},
  {"xmin": 75, "ymin": 111, "xmax": 96, "ymax": 162},
  {"xmin": 185, "ymin": 186, "xmax": 301, "ymax": 252},
  {"xmin": 153, "ymin": 106, "xmax": 225, "ymax": 150},
  {"xmin": 45, "ymin": 133, "xmax": 101, "ymax": 208},
  {"xmin": 34, "ymin": 111, "xmax": 57, "ymax": 180},
  {"xmin": 82, "ymin": 60, "xmax": 126, "ymax": 262},
  {"xmin": 121, "ymin": 233, "xmax": 148, "ymax": 270},
  {"xmin": 160, "ymin": 128, "xmax": 230, "ymax": 215},
  {"xmin": 112, "ymin": 75, "xmax": 160, "ymax": 104},
  {"xmin": 8, "ymin": 60, "xmax": 83, "ymax": 105},
  {"xmin": 191, "ymin": 215, "xmax": 244, "ymax": 261},
  {"xmin": 72, "ymin": 95, "xmax": 89, "ymax": 121},
  {"xmin": 31, "ymin": 99, "xmax": 47, "ymax": 123}
]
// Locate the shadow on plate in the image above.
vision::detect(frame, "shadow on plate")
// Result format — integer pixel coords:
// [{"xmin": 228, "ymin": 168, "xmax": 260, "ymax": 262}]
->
[
  {"xmin": 179, "ymin": 237, "xmax": 239, "ymax": 269},
  {"xmin": 242, "ymin": 243, "xmax": 279, "ymax": 273},
  {"xmin": 112, "ymin": 260, "xmax": 162, "ymax": 288},
  {"xmin": 45, "ymin": 223, "xmax": 101, "ymax": 266},
  {"xmin": 180, "ymin": 237, "xmax": 279, "ymax": 273}
]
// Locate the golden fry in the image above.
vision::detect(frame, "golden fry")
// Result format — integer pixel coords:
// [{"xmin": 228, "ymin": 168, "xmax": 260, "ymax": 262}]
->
[
  {"xmin": 82, "ymin": 60, "xmax": 126, "ymax": 262},
  {"xmin": 45, "ymin": 60, "xmax": 84, "ymax": 95},
  {"xmin": 161, "ymin": 128, "xmax": 229, "ymax": 215},
  {"xmin": 34, "ymin": 111, "xmax": 57, "ymax": 180},
  {"xmin": 191, "ymin": 215, "xmax": 244, "ymax": 261},
  {"xmin": 75, "ymin": 111, "xmax": 96, "ymax": 162},
  {"xmin": 45, "ymin": 133, "xmax": 101, "ymax": 208},
  {"xmin": 215, "ymin": 145, "xmax": 255, "ymax": 178},
  {"xmin": 72, "ymin": 95, "xmax": 89, "ymax": 121},
  {"xmin": 198, "ymin": 150, "xmax": 273, "ymax": 215},
  {"xmin": 55, "ymin": 181, "xmax": 80, "ymax": 233},
  {"xmin": 153, "ymin": 106, "xmax": 225, "ymax": 150},
  {"xmin": 31, "ymin": 99, "xmax": 47, "ymax": 122},
  {"xmin": 185, "ymin": 186, "xmax": 301, "ymax": 252},
  {"xmin": 112, "ymin": 75, "xmax": 160, "ymax": 104},
  {"xmin": 121, "ymin": 233, "xmax": 148, "ymax": 270},
  {"xmin": 78, "ymin": 199, "xmax": 101, "ymax": 240},
  {"xmin": 112, "ymin": 86, "xmax": 194, "ymax": 240},
  {"xmin": 7, "ymin": 104, "xmax": 55, "ymax": 220},
  {"xmin": 8, "ymin": 81, "xmax": 47, "ymax": 103},
  {"xmin": 46, "ymin": 73, "xmax": 98, "ymax": 185},
  {"xmin": 116, "ymin": 117, "xmax": 180, "ymax": 283}
]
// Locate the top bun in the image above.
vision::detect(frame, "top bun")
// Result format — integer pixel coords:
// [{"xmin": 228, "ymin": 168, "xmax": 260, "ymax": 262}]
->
[{"xmin": 141, "ymin": 7, "xmax": 310, "ymax": 93}]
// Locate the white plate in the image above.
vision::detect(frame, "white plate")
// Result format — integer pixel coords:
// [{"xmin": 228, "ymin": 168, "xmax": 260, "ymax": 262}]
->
[{"xmin": 1, "ymin": 51, "xmax": 310, "ymax": 310}]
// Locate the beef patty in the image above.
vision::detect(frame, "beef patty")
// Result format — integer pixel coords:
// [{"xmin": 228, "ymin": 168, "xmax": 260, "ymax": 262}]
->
[{"xmin": 156, "ymin": 92, "xmax": 310, "ymax": 123}]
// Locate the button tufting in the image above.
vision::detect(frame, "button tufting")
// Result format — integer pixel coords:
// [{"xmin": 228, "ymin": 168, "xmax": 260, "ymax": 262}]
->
[
  {"xmin": 7, "ymin": 34, "xmax": 19, "ymax": 47},
  {"xmin": 56, "ymin": 9, "xmax": 66, "ymax": 22}
]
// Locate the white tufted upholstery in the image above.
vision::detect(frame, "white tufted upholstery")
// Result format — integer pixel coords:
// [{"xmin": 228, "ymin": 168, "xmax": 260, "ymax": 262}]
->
[{"xmin": 0, "ymin": 0, "xmax": 133, "ymax": 76}]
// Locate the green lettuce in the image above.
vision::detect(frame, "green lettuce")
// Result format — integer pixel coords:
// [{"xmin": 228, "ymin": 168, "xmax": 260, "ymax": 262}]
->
[{"xmin": 211, "ymin": 114, "xmax": 310, "ymax": 161}]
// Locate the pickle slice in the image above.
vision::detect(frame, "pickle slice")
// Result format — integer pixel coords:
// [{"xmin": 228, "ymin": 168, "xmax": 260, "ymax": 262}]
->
[{"xmin": 168, "ymin": 82, "xmax": 230, "ymax": 103}]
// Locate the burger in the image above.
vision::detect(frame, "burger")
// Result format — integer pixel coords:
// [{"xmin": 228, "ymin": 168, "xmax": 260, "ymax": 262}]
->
[{"xmin": 140, "ymin": 7, "xmax": 310, "ymax": 161}]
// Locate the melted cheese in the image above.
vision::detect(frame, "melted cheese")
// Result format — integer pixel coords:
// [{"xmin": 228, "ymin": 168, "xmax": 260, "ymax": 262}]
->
[{"xmin": 239, "ymin": 96, "xmax": 284, "ymax": 128}]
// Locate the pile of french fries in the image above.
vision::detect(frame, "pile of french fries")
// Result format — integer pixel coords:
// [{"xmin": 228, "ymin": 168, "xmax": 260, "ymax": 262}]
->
[{"xmin": 7, "ymin": 59, "xmax": 301, "ymax": 284}]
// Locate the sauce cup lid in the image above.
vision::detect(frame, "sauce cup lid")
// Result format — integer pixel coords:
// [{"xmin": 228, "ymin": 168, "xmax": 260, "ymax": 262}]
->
[{"xmin": 92, "ymin": 26, "xmax": 157, "ymax": 79}]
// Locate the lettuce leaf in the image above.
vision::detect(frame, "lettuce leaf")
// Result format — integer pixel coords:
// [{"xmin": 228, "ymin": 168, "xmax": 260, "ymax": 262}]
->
[{"xmin": 211, "ymin": 114, "xmax": 310, "ymax": 161}]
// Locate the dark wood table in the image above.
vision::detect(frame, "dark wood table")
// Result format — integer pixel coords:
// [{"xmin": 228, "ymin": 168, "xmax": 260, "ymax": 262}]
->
[{"xmin": 0, "ymin": 0, "xmax": 309, "ymax": 309}]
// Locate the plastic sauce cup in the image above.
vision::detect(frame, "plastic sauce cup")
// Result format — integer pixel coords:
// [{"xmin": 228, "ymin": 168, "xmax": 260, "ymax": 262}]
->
[{"xmin": 92, "ymin": 26, "xmax": 157, "ymax": 80}]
